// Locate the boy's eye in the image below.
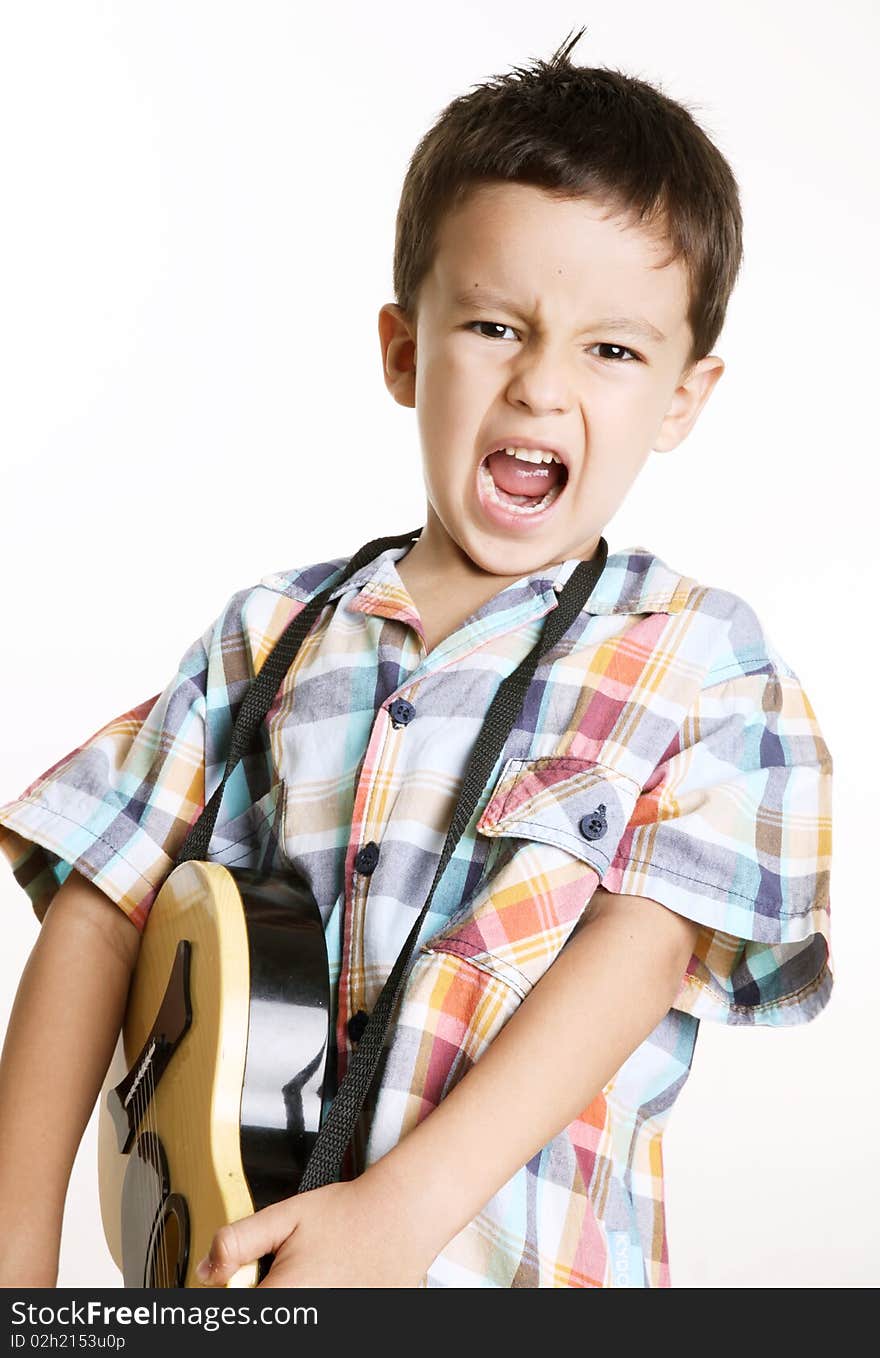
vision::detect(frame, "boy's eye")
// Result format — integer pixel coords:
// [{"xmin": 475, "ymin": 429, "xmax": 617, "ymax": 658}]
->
[
  {"xmin": 467, "ymin": 320, "xmax": 519, "ymax": 342},
  {"xmin": 590, "ymin": 342, "xmax": 641, "ymax": 364},
  {"xmin": 465, "ymin": 322, "xmax": 641, "ymax": 363}
]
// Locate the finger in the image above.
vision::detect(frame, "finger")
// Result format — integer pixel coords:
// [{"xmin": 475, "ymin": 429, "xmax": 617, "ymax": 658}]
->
[{"xmin": 195, "ymin": 1199, "xmax": 300, "ymax": 1286}]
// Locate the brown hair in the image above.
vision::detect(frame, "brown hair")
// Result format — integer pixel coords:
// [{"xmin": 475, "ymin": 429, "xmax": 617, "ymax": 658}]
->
[{"xmin": 392, "ymin": 27, "xmax": 744, "ymax": 373}]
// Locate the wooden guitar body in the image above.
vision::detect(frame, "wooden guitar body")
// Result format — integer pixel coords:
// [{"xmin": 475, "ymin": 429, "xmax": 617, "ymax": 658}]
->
[{"xmin": 97, "ymin": 860, "xmax": 330, "ymax": 1288}]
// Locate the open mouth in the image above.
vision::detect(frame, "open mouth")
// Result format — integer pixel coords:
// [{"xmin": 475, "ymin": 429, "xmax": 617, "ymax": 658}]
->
[{"xmin": 477, "ymin": 447, "xmax": 569, "ymax": 516}]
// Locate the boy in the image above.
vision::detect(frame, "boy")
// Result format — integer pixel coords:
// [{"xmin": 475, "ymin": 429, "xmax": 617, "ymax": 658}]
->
[{"xmin": 0, "ymin": 30, "xmax": 832, "ymax": 1288}]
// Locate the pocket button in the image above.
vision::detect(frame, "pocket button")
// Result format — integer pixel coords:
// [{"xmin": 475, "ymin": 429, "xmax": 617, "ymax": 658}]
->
[{"xmin": 579, "ymin": 804, "xmax": 608, "ymax": 841}]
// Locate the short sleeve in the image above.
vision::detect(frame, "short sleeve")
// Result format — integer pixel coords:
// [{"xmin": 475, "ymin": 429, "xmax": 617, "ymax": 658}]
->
[
  {"xmin": 0, "ymin": 582, "xmax": 273, "ymax": 932},
  {"xmin": 599, "ymin": 659, "xmax": 833, "ymax": 1027}
]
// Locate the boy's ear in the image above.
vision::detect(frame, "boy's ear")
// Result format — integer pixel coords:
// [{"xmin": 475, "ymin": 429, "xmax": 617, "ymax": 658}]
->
[
  {"xmin": 378, "ymin": 303, "xmax": 417, "ymax": 409},
  {"xmin": 652, "ymin": 354, "xmax": 725, "ymax": 453}
]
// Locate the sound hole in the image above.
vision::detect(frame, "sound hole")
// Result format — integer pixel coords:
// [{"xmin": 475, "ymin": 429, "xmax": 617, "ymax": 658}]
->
[{"xmin": 146, "ymin": 1192, "xmax": 190, "ymax": 1288}]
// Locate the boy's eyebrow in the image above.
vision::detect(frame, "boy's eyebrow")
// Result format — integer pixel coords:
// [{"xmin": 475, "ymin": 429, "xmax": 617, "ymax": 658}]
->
[{"xmin": 452, "ymin": 287, "xmax": 668, "ymax": 345}]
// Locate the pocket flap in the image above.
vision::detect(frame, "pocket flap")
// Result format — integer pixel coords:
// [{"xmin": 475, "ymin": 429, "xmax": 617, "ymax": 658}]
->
[
  {"xmin": 476, "ymin": 755, "xmax": 640, "ymax": 873},
  {"xmin": 421, "ymin": 757, "xmax": 643, "ymax": 997}
]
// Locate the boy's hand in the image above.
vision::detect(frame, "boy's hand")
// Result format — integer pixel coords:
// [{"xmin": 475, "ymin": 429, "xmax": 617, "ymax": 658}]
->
[{"xmin": 194, "ymin": 1175, "xmax": 432, "ymax": 1289}]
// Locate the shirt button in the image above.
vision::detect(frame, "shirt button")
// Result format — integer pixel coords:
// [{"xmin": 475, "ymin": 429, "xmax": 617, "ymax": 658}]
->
[
  {"xmin": 347, "ymin": 1009, "xmax": 369, "ymax": 1043},
  {"xmin": 579, "ymin": 804, "xmax": 608, "ymax": 841},
  {"xmin": 388, "ymin": 698, "xmax": 416, "ymax": 727},
  {"xmin": 354, "ymin": 841, "xmax": 380, "ymax": 874}
]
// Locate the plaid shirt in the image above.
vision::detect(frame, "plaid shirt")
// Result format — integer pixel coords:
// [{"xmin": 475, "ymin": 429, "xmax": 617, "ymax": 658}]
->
[{"xmin": 0, "ymin": 538, "xmax": 834, "ymax": 1287}]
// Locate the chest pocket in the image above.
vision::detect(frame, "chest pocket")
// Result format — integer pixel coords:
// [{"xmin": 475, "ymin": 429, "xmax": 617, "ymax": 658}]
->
[{"xmin": 422, "ymin": 756, "xmax": 641, "ymax": 998}]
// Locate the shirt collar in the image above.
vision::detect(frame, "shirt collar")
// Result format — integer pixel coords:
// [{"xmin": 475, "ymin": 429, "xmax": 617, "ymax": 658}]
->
[{"xmin": 261, "ymin": 540, "xmax": 694, "ymax": 616}]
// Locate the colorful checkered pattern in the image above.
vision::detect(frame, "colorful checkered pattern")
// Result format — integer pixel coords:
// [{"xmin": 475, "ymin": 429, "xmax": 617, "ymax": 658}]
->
[{"xmin": 0, "ymin": 539, "xmax": 833, "ymax": 1287}]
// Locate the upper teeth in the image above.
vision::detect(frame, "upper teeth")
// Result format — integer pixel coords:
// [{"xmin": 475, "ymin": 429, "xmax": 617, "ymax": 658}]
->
[{"xmin": 500, "ymin": 447, "xmax": 561, "ymax": 465}]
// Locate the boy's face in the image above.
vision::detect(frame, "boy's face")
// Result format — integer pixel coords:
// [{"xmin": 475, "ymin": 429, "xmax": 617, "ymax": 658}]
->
[{"xmin": 379, "ymin": 181, "xmax": 724, "ymax": 580}]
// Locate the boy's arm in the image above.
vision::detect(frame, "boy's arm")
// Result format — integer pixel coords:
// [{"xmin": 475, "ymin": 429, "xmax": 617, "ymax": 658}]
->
[
  {"xmin": 365, "ymin": 883, "xmax": 700, "ymax": 1269},
  {"xmin": 193, "ymin": 884, "xmax": 701, "ymax": 1288},
  {"xmin": 0, "ymin": 868, "xmax": 141, "ymax": 1287}
]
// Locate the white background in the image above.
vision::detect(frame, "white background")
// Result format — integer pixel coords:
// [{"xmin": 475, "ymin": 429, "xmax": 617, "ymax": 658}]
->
[{"xmin": 0, "ymin": 0, "xmax": 875, "ymax": 1288}]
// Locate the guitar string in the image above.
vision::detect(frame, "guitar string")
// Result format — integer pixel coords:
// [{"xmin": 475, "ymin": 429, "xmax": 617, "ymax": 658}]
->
[
  {"xmin": 155, "ymin": 1056, "xmax": 168, "ymax": 1288},
  {"xmin": 143, "ymin": 1023, "xmax": 159, "ymax": 1285},
  {"xmin": 143, "ymin": 1049, "xmax": 157, "ymax": 1286},
  {"xmin": 147, "ymin": 1037, "xmax": 166, "ymax": 1287},
  {"xmin": 146, "ymin": 1038, "xmax": 164, "ymax": 1286},
  {"xmin": 127, "ymin": 1018, "xmax": 144, "ymax": 1285},
  {"xmin": 134, "ymin": 1020, "xmax": 151, "ymax": 1286},
  {"xmin": 131, "ymin": 999, "xmax": 159, "ymax": 1287}
]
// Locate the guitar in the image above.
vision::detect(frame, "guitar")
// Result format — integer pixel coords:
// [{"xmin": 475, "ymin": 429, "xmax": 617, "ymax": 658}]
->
[{"xmin": 96, "ymin": 859, "xmax": 331, "ymax": 1288}]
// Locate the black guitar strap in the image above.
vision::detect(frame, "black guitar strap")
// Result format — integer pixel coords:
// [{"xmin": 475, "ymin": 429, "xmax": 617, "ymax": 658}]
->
[{"xmin": 176, "ymin": 525, "xmax": 609, "ymax": 1193}]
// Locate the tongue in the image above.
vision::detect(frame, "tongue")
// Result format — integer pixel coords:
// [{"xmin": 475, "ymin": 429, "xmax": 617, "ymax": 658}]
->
[{"xmin": 486, "ymin": 450, "xmax": 563, "ymax": 498}]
